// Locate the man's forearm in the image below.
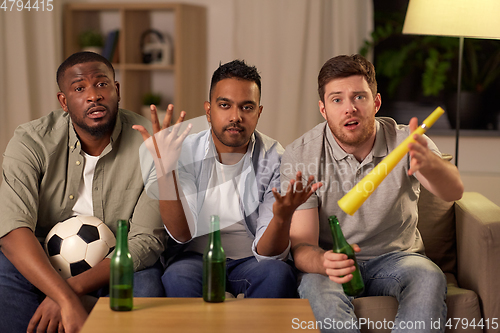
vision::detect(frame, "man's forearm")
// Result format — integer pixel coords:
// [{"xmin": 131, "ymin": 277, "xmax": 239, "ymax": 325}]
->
[
  {"xmin": 256, "ymin": 215, "xmax": 291, "ymax": 257},
  {"xmin": 291, "ymin": 242, "xmax": 327, "ymax": 275},
  {"xmin": 66, "ymin": 259, "xmax": 110, "ymax": 296},
  {"xmin": 158, "ymin": 171, "xmax": 193, "ymax": 242},
  {"xmin": 0, "ymin": 228, "xmax": 82, "ymax": 306},
  {"xmin": 419, "ymin": 155, "xmax": 464, "ymax": 201}
]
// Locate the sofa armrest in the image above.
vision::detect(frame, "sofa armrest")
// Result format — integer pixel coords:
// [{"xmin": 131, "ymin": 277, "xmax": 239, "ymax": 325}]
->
[{"xmin": 455, "ymin": 192, "xmax": 500, "ymax": 328}]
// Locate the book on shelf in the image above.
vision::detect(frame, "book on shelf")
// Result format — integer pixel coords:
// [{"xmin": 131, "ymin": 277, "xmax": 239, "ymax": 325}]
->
[
  {"xmin": 102, "ymin": 30, "xmax": 120, "ymax": 62},
  {"xmin": 112, "ymin": 35, "xmax": 120, "ymax": 64}
]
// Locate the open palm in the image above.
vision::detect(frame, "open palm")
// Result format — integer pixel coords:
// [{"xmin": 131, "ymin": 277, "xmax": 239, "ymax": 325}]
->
[{"xmin": 133, "ymin": 104, "xmax": 192, "ymax": 177}]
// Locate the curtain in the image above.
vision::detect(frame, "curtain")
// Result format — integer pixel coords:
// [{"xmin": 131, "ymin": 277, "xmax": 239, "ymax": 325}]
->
[
  {"xmin": 0, "ymin": 5, "xmax": 62, "ymax": 167},
  {"xmin": 233, "ymin": 0, "xmax": 373, "ymax": 147}
]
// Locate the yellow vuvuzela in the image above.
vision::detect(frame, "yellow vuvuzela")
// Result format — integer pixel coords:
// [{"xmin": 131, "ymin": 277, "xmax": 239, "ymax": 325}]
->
[{"xmin": 337, "ymin": 107, "xmax": 445, "ymax": 216}]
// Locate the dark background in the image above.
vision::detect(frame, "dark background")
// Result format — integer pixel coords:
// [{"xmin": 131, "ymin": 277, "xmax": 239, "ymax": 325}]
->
[{"xmin": 369, "ymin": 0, "xmax": 500, "ymax": 131}]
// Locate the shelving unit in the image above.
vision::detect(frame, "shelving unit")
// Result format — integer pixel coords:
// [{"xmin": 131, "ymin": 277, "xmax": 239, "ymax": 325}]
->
[{"xmin": 63, "ymin": 2, "xmax": 207, "ymax": 120}]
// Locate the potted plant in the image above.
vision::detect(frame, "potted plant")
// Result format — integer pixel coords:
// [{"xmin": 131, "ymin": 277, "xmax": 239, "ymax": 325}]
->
[
  {"xmin": 444, "ymin": 39, "xmax": 500, "ymax": 129},
  {"xmin": 360, "ymin": 11, "xmax": 457, "ymax": 99},
  {"xmin": 141, "ymin": 92, "xmax": 162, "ymax": 117},
  {"xmin": 79, "ymin": 30, "xmax": 104, "ymax": 54},
  {"xmin": 361, "ymin": 10, "xmax": 500, "ymax": 129}
]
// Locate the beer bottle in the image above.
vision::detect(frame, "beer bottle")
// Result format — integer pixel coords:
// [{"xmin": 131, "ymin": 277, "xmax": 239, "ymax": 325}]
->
[
  {"xmin": 203, "ymin": 215, "xmax": 226, "ymax": 302},
  {"xmin": 328, "ymin": 215, "xmax": 364, "ymax": 296},
  {"xmin": 110, "ymin": 219, "xmax": 134, "ymax": 311}
]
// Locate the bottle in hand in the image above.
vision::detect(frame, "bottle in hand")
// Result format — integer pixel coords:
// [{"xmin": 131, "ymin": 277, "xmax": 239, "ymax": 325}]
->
[
  {"xmin": 203, "ymin": 215, "xmax": 226, "ymax": 302},
  {"xmin": 110, "ymin": 219, "xmax": 134, "ymax": 311},
  {"xmin": 329, "ymin": 215, "xmax": 364, "ymax": 296}
]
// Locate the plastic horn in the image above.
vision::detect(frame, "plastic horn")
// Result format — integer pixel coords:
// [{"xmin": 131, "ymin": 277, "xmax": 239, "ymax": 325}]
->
[{"xmin": 337, "ymin": 107, "xmax": 445, "ymax": 216}]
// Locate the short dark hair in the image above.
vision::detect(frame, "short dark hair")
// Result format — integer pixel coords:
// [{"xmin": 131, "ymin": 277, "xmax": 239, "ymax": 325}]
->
[
  {"xmin": 318, "ymin": 54, "xmax": 377, "ymax": 103},
  {"xmin": 209, "ymin": 60, "xmax": 261, "ymax": 101},
  {"xmin": 56, "ymin": 51, "xmax": 115, "ymax": 91}
]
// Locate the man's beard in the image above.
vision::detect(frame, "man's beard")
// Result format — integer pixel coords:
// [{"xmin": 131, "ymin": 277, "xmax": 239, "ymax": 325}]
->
[
  {"xmin": 212, "ymin": 124, "xmax": 248, "ymax": 148},
  {"xmin": 327, "ymin": 115, "xmax": 375, "ymax": 148},
  {"xmin": 72, "ymin": 103, "xmax": 118, "ymax": 138}
]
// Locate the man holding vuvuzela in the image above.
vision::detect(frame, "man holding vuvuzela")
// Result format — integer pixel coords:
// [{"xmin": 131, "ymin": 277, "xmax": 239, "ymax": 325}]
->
[{"xmin": 282, "ymin": 54, "xmax": 463, "ymax": 333}]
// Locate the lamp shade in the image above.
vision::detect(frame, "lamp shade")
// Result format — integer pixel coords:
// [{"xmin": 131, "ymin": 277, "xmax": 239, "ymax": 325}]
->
[{"xmin": 403, "ymin": 0, "xmax": 500, "ymax": 39}]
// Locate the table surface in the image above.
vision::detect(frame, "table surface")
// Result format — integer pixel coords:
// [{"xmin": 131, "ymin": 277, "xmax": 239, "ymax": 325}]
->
[{"xmin": 80, "ymin": 297, "xmax": 320, "ymax": 332}]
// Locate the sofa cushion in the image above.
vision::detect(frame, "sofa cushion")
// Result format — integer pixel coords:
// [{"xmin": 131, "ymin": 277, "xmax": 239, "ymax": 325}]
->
[
  {"xmin": 352, "ymin": 296, "xmax": 398, "ymax": 333},
  {"xmin": 417, "ymin": 185, "xmax": 456, "ymax": 275},
  {"xmin": 445, "ymin": 273, "xmax": 482, "ymax": 332}
]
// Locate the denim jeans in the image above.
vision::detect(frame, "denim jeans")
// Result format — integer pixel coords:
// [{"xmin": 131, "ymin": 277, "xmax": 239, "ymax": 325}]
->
[
  {"xmin": 162, "ymin": 251, "xmax": 297, "ymax": 298},
  {"xmin": 0, "ymin": 250, "xmax": 165, "ymax": 333},
  {"xmin": 298, "ymin": 251, "xmax": 447, "ymax": 333}
]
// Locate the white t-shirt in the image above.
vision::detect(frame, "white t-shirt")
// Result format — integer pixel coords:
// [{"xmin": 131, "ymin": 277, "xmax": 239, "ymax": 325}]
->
[
  {"xmin": 72, "ymin": 151, "xmax": 99, "ymax": 216},
  {"xmin": 185, "ymin": 154, "xmax": 254, "ymax": 259}
]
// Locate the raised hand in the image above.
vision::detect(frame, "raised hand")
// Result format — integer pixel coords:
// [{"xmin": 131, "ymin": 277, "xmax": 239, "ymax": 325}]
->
[
  {"xmin": 407, "ymin": 117, "xmax": 436, "ymax": 176},
  {"xmin": 271, "ymin": 171, "xmax": 322, "ymax": 222},
  {"xmin": 133, "ymin": 104, "xmax": 192, "ymax": 177}
]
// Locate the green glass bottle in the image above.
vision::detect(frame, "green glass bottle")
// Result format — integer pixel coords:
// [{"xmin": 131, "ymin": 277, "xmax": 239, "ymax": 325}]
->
[
  {"xmin": 203, "ymin": 215, "xmax": 226, "ymax": 302},
  {"xmin": 110, "ymin": 219, "xmax": 134, "ymax": 311},
  {"xmin": 328, "ymin": 215, "xmax": 364, "ymax": 296}
]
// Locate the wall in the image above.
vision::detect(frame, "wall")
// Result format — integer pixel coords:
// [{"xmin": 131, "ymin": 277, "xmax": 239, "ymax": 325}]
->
[
  {"xmin": 429, "ymin": 133, "xmax": 500, "ymax": 206},
  {"xmin": 2, "ymin": 0, "xmax": 498, "ymax": 206},
  {"xmin": 64, "ymin": 0, "xmax": 236, "ymax": 92}
]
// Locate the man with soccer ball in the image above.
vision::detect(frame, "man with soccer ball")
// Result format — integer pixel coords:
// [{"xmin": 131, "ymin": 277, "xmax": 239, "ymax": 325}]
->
[{"xmin": 0, "ymin": 52, "xmax": 166, "ymax": 333}]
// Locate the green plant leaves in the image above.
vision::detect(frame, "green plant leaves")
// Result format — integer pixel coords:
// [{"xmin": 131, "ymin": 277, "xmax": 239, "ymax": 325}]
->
[{"xmin": 422, "ymin": 48, "xmax": 451, "ymax": 96}]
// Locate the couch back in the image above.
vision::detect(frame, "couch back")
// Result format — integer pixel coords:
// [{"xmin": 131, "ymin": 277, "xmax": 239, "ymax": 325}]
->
[{"xmin": 417, "ymin": 184, "xmax": 456, "ymax": 275}]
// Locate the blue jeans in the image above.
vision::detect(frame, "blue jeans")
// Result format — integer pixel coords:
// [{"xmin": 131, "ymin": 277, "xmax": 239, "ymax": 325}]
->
[
  {"xmin": 298, "ymin": 251, "xmax": 447, "ymax": 333},
  {"xmin": 162, "ymin": 251, "xmax": 297, "ymax": 298},
  {"xmin": 0, "ymin": 250, "xmax": 164, "ymax": 333}
]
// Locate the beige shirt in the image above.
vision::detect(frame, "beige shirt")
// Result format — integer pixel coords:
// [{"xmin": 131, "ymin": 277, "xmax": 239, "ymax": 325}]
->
[
  {"xmin": 281, "ymin": 118, "xmax": 441, "ymax": 261},
  {"xmin": 0, "ymin": 109, "xmax": 166, "ymax": 271}
]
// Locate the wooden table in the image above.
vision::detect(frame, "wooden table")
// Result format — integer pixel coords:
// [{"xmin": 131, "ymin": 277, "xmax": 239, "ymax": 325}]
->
[{"xmin": 80, "ymin": 297, "xmax": 319, "ymax": 332}]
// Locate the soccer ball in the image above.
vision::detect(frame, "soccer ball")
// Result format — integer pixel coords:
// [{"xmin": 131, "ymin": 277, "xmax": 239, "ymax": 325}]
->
[{"xmin": 44, "ymin": 215, "xmax": 116, "ymax": 279}]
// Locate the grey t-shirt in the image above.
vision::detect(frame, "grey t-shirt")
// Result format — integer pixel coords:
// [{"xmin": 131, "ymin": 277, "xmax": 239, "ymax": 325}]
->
[{"xmin": 281, "ymin": 117, "xmax": 441, "ymax": 261}]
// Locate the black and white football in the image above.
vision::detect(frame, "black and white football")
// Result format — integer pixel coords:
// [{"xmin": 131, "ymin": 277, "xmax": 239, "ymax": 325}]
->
[{"xmin": 44, "ymin": 215, "xmax": 116, "ymax": 279}]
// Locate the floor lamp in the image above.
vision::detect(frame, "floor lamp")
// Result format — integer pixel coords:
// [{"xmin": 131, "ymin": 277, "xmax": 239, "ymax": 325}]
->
[{"xmin": 402, "ymin": 0, "xmax": 500, "ymax": 167}]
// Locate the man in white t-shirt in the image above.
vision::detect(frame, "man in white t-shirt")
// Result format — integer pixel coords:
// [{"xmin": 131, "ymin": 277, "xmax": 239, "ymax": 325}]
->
[
  {"xmin": 135, "ymin": 60, "xmax": 321, "ymax": 298},
  {"xmin": 0, "ymin": 52, "xmax": 166, "ymax": 333}
]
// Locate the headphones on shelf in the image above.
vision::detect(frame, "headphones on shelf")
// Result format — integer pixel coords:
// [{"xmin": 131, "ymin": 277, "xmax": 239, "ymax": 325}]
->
[{"xmin": 140, "ymin": 29, "xmax": 173, "ymax": 65}]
